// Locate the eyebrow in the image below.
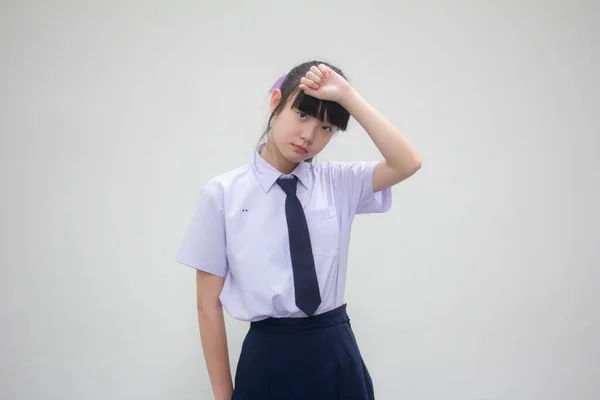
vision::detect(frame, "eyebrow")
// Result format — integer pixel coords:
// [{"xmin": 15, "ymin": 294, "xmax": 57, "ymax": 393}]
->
[{"xmin": 294, "ymin": 106, "xmax": 336, "ymax": 128}]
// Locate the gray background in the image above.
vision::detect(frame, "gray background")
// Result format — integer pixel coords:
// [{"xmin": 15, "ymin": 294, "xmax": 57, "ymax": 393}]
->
[{"xmin": 1, "ymin": 1, "xmax": 599, "ymax": 399}]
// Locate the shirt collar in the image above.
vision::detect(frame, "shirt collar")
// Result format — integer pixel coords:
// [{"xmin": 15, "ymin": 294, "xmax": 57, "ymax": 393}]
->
[{"xmin": 252, "ymin": 143, "xmax": 313, "ymax": 192}]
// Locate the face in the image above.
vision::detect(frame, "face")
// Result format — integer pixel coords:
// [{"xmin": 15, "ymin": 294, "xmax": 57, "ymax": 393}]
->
[{"xmin": 268, "ymin": 89, "xmax": 338, "ymax": 163}]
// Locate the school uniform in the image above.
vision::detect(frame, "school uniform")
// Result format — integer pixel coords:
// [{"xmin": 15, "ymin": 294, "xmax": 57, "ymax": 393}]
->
[{"xmin": 176, "ymin": 143, "xmax": 392, "ymax": 399}]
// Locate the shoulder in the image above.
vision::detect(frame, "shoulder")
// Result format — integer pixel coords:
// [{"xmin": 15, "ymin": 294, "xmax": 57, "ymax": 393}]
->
[
  {"xmin": 312, "ymin": 160, "xmax": 379, "ymax": 178},
  {"xmin": 310, "ymin": 160, "xmax": 344, "ymax": 176},
  {"xmin": 198, "ymin": 163, "xmax": 253, "ymax": 204},
  {"xmin": 204, "ymin": 163, "xmax": 253, "ymax": 190}
]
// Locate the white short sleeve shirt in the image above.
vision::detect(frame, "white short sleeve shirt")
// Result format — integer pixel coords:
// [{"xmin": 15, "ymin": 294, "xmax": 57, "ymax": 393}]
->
[{"xmin": 176, "ymin": 144, "xmax": 392, "ymax": 322}]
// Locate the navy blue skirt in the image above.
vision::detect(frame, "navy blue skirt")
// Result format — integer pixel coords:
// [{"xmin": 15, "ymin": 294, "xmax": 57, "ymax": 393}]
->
[{"xmin": 232, "ymin": 303, "xmax": 375, "ymax": 399}]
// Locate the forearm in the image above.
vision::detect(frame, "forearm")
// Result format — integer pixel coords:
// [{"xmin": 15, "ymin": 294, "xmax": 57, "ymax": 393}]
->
[
  {"xmin": 341, "ymin": 89, "xmax": 421, "ymax": 171},
  {"xmin": 197, "ymin": 305, "xmax": 233, "ymax": 400}
]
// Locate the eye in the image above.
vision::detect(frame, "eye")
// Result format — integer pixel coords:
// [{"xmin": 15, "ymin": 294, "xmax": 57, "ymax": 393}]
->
[
  {"xmin": 322, "ymin": 126, "xmax": 333, "ymax": 133},
  {"xmin": 297, "ymin": 111, "xmax": 308, "ymax": 120}
]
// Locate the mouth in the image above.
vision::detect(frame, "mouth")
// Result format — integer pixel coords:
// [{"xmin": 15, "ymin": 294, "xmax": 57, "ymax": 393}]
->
[{"xmin": 291, "ymin": 144, "xmax": 308, "ymax": 154}]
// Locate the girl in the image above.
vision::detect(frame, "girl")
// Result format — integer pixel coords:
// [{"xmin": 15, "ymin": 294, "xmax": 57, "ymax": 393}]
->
[{"xmin": 176, "ymin": 60, "xmax": 421, "ymax": 399}]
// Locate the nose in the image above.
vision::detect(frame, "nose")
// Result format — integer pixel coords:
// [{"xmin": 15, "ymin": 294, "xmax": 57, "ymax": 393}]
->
[{"xmin": 300, "ymin": 122, "xmax": 319, "ymax": 143}]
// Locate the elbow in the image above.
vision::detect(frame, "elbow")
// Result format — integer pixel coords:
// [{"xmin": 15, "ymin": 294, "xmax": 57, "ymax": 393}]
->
[
  {"xmin": 393, "ymin": 153, "xmax": 422, "ymax": 175},
  {"xmin": 410, "ymin": 154, "xmax": 422, "ymax": 172},
  {"xmin": 402, "ymin": 156, "xmax": 422, "ymax": 178},
  {"xmin": 394, "ymin": 157, "xmax": 421, "ymax": 184},
  {"xmin": 197, "ymin": 294, "xmax": 223, "ymax": 315},
  {"xmin": 196, "ymin": 270, "xmax": 225, "ymax": 314}
]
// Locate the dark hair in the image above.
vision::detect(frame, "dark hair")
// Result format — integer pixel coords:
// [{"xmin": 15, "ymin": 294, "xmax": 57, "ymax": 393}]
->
[{"xmin": 258, "ymin": 60, "xmax": 351, "ymax": 163}]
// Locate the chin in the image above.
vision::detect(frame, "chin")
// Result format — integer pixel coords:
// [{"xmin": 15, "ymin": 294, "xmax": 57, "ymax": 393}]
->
[
  {"xmin": 294, "ymin": 152, "xmax": 313, "ymax": 162},
  {"xmin": 285, "ymin": 153, "xmax": 306, "ymax": 164}
]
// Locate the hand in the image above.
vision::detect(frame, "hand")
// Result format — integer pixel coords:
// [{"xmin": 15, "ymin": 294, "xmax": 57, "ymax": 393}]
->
[{"xmin": 298, "ymin": 64, "xmax": 354, "ymax": 105}]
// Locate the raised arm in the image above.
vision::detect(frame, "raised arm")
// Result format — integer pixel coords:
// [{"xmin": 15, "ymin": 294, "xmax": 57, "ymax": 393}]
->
[
  {"xmin": 196, "ymin": 269, "xmax": 233, "ymax": 400},
  {"xmin": 299, "ymin": 64, "xmax": 422, "ymax": 193}
]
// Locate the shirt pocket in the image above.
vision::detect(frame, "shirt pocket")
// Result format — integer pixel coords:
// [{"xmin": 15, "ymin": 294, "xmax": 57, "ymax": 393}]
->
[{"xmin": 304, "ymin": 205, "xmax": 340, "ymax": 257}]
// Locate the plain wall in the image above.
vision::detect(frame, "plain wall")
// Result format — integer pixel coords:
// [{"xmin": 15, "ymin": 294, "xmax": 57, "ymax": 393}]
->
[{"xmin": 1, "ymin": 1, "xmax": 598, "ymax": 399}]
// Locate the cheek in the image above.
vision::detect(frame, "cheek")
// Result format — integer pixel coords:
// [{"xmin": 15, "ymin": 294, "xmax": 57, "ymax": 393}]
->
[
  {"xmin": 312, "ymin": 133, "xmax": 333, "ymax": 151},
  {"xmin": 273, "ymin": 119, "xmax": 299, "ymax": 140},
  {"xmin": 320, "ymin": 130, "xmax": 335, "ymax": 143},
  {"xmin": 270, "ymin": 119, "xmax": 286, "ymax": 138}
]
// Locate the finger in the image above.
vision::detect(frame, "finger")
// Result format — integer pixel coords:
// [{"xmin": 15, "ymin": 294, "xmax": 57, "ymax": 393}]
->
[
  {"xmin": 311, "ymin": 65, "xmax": 324, "ymax": 79},
  {"xmin": 317, "ymin": 64, "xmax": 328, "ymax": 77},
  {"xmin": 301, "ymin": 77, "xmax": 319, "ymax": 89},
  {"xmin": 299, "ymin": 83, "xmax": 316, "ymax": 95},
  {"xmin": 306, "ymin": 71, "xmax": 322, "ymax": 84}
]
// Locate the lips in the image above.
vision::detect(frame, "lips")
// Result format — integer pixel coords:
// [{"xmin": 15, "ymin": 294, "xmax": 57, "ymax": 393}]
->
[{"xmin": 292, "ymin": 144, "xmax": 308, "ymax": 153}]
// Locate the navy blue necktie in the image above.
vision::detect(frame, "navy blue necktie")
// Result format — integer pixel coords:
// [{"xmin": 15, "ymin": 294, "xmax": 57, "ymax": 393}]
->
[{"xmin": 277, "ymin": 176, "xmax": 321, "ymax": 316}]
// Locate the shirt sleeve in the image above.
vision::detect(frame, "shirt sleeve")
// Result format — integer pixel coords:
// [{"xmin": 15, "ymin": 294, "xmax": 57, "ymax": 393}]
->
[
  {"xmin": 175, "ymin": 180, "xmax": 228, "ymax": 277},
  {"xmin": 328, "ymin": 160, "xmax": 392, "ymax": 216}
]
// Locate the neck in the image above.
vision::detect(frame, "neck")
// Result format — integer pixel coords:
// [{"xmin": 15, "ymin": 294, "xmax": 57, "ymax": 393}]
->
[{"xmin": 260, "ymin": 141, "xmax": 298, "ymax": 175}]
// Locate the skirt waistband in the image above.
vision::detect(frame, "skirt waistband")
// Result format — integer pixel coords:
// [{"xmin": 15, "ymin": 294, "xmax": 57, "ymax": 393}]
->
[{"xmin": 250, "ymin": 303, "xmax": 350, "ymax": 333}]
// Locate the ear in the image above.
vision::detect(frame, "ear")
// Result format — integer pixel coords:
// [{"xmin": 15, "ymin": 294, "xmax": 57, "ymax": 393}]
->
[{"xmin": 269, "ymin": 89, "xmax": 282, "ymax": 114}]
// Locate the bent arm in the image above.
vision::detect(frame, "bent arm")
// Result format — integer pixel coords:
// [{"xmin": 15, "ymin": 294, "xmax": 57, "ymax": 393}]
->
[
  {"xmin": 340, "ymin": 89, "xmax": 422, "ymax": 192},
  {"xmin": 196, "ymin": 269, "xmax": 233, "ymax": 400}
]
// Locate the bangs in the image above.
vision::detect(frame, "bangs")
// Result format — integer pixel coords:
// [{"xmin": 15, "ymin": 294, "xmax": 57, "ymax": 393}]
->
[{"xmin": 289, "ymin": 89, "xmax": 350, "ymax": 131}]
